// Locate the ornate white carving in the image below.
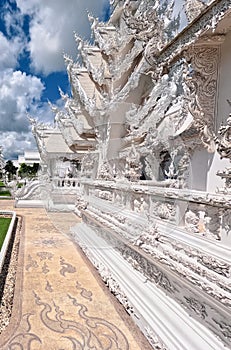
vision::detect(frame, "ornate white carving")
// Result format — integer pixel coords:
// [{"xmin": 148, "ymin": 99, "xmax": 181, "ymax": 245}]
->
[
  {"xmin": 152, "ymin": 202, "xmax": 176, "ymax": 221},
  {"xmin": 97, "ymin": 161, "xmax": 114, "ymax": 181},
  {"xmin": 74, "ymin": 193, "xmax": 88, "ymax": 217},
  {"xmin": 77, "ymin": 241, "xmax": 134, "ymax": 314},
  {"xmin": 215, "ymin": 115, "xmax": 231, "ymax": 193},
  {"xmin": 184, "ymin": 45, "xmax": 219, "ymax": 152},
  {"xmin": 81, "ymin": 153, "xmax": 98, "ymax": 178},
  {"xmin": 145, "ymin": 327, "xmax": 168, "ymax": 350},
  {"xmin": 109, "ymin": 39, "xmax": 143, "ymax": 81},
  {"xmin": 184, "ymin": 0, "xmax": 206, "ymax": 22},
  {"xmin": 125, "ymin": 143, "xmax": 142, "ymax": 181}
]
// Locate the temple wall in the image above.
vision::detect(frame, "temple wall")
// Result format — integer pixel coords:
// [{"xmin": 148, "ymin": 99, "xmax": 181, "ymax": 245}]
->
[
  {"xmin": 205, "ymin": 30, "xmax": 231, "ymax": 193},
  {"xmin": 191, "ymin": 149, "xmax": 230, "ymax": 193},
  {"xmin": 190, "ymin": 149, "xmax": 209, "ymax": 191}
]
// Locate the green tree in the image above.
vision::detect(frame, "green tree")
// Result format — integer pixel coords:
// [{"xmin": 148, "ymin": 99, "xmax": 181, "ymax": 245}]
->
[
  {"xmin": 18, "ymin": 162, "xmax": 39, "ymax": 178},
  {"xmin": 31, "ymin": 162, "xmax": 39, "ymax": 175},
  {"xmin": 4, "ymin": 160, "xmax": 17, "ymax": 180}
]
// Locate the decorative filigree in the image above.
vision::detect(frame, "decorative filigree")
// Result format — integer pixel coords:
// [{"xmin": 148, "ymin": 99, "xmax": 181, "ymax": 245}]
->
[
  {"xmin": 125, "ymin": 143, "xmax": 142, "ymax": 181},
  {"xmin": 98, "ymin": 161, "xmax": 114, "ymax": 180},
  {"xmin": 123, "ymin": 3, "xmax": 164, "ymax": 43},
  {"xmin": 121, "ymin": 247, "xmax": 176, "ymax": 294},
  {"xmin": 157, "ymin": 0, "xmax": 231, "ymax": 67},
  {"xmin": 74, "ymin": 193, "xmax": 88, "ymax": 217},
  {"xmin": 81, "ymin": 152, "xmax": 98, "ymax": 178},
  {"xmin": 184, "ymin": 46, "xmax": 219, "ymax": 152},
  {"xmin": 184, "ymin": 296, "xmax": 208, "ymax": 319},
  {"xmin": 152, "ymin": 202, "xmax": 176, "ymax": 221},
  {"xmin": 215, "ymin": 115, "xmax": 231, "ymax": 160},
  {"xmin": 197, "ymin": 256, "xmax": 230, "ymax": 278},
  {"xmin": 215, "ymin": 115, "xmax": 231, "ymax": 192},
  {"xmin": 184, "ymin": 0, "xmax": 206, "ymax": 22},
  {"xmin": 213, "ymin": 318, "xmax": 231, "ymax": 341},
  {"xmin": 145, "ymin": 327, "xmax": 169, "ymax": 350},
  {"xmin": 132, "ymin": 224, "xmax": 160, "ymax": 247}
]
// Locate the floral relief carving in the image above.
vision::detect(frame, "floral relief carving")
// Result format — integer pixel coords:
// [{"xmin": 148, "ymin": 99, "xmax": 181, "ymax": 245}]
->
[
  {"xmin": 184, "ymin": 45, "xmax": 219, "ymax": 151},
  {"xmin": 184, "ymin": 296, "xmax": 208, "ymax": 319},
  {"xmin": 152, "ymin": 201, "xmax": 176, "ymax": 221}
]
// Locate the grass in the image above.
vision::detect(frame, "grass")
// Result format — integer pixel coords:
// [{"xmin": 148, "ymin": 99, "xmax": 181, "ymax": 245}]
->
[
  {"xmin": 0, "ymin": 190, "xmax": 11, "ymax": 197},
  {"xmin": 0, "ymin": 181, "xmax": 5, "ymax": 187},
  {"xmin": 0, "ymin": 217, "xmax": 11, "ymax": 250}
]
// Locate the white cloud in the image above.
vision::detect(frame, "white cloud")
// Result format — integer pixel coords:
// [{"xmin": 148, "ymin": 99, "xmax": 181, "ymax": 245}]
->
[
  {"xmin": 0, "ymin": 32, "xmax": 23, "ymax": 70},
  {"xmin": 0, "ymin": 69, "xmax": 44, "ymax": 133},
  {"xmin": 16, "ymin": 0, "xmax": 110, "ymax": 75},
  {"xmin": 0, "ymin": 131, "xmax": 37, "ymax": 160},
  {"xmin": 0, "ymin": 69, "xmax": 44, "ymax": 159}
]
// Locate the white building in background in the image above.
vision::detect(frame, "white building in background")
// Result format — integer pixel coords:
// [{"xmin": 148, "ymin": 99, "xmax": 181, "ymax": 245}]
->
[
  {"xmin": 17, "ymin": 150, "xmax": 40, "ymax": 167},
  {"xmin": 17, "ymin": 1, "xmax": 231, "ymax": 349}
]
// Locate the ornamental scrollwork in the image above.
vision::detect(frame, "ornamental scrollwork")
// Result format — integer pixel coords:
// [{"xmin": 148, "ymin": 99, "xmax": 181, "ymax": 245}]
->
[
  {"xmin": 215, "ymin": 115, "xmax": 231, "ymax": 192},
  {"xmin": 183, "ymin": 46, "xmax": 219, "ymax": 152}
]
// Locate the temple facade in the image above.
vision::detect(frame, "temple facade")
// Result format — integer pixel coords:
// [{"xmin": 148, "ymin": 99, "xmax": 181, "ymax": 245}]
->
[{"xmin": 25, "ymin": 1, "xmax": 231, "ymax": 349}]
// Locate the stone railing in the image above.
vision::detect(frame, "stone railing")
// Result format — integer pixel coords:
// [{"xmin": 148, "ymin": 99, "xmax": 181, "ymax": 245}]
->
[
  {"xmin": 77, "ymin": 180, "xmax": 231, "ymax": 347},
  {"xmin": 82, "ymin": 179, "xmax": 231, "ymax": 244},
  {"xmin": 52, "ymin": 177, "xmax": 81, "ymax": 189},
  {"xmin": 0, "ymin": 211, "xmax": 17, "ymax": 272}
]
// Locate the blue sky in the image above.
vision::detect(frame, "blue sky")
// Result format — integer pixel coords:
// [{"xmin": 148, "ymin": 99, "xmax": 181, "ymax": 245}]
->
[{"xmin": 0, "ymin": 0, "xmax": 110, "ymax": 159}]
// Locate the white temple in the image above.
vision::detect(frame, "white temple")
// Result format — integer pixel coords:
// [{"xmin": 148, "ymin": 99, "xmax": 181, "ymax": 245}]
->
[
  {"xmin": 18, "ymin": 1, "xmax": 231, "ymax": 349},
  {"xmin": 0, "ymin": 146, "xmax": 5, "ymax": 176}
]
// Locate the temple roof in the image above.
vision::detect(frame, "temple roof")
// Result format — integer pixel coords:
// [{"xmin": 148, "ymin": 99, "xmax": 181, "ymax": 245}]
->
[{"xmin": 43, "ymin": 130, "xmax": 74, "ymax": 154}]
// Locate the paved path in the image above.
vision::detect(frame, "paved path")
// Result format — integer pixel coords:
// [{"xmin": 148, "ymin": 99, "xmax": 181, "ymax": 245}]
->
[{"xmin": 0, "ymin": 200, "xmax": 150, "ymax": 350}]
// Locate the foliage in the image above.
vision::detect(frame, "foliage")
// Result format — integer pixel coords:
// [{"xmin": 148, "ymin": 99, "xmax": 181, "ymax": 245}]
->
[
  {"xmin": 0, "ymin": 217, "xmax": 11, "ymax": 250},
  {"xmin": 0, "ymin": 181, "xmax": 5, "ymax": 187},
  {"xmin": 0, "ymin": 190, "xmax": 11, "ymax": 197},
  {"xmin": 18, "ymin": 162, "xmax": 39, "ymax": 178},
  {"xmin": 4, "ymin": 160, "xmax": 17, "ymax": 180}
]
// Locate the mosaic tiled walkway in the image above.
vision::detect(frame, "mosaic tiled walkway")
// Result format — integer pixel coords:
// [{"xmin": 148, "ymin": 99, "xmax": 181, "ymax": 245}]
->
[{"xmin": 0, "ymin": 200, "xmax": 150, "ymax": 349}]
